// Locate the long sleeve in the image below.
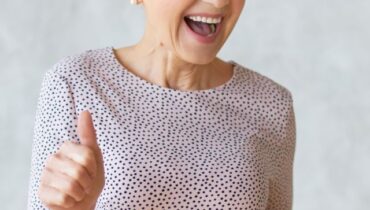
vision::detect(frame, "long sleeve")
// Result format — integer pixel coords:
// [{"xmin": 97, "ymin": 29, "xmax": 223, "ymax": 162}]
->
[
  {"xmin": 25, "ymin": 46, "xmax": 296, "ymax": 209},
  {"xmin": 266, "ymin": 92, "xmax": 297, "ymax": 210},
  {"xmin": 27, "ymin": 67, "xmax": 78, "ymax": 209}
]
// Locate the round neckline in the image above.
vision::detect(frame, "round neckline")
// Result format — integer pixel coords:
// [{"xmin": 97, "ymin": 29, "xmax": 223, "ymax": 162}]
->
[{"xmin": 108, "ymin": 46, "xmax": 238, "ymax": 94}]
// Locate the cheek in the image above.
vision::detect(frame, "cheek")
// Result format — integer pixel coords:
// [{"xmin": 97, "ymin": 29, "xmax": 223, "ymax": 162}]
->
[
  {"xmin": 150, "ymin": 17, "xmax": 178, "ymax": 50},
  {"xmin": 235, "ymin": 1, "xmax": 246, "ymax": 16},
  {"xmin": 226, "ymin": 2, "xmax": 245, "ymax": 30},
  {"xmin": 145, "ymin": 0, "xmax": 190, "ymax": 48},
  {"xmin": 146, "ymin": 14, "xmax": 171, "ymax": 42},
  {"xmin": 157, "ymin": 15, "xmax": 183, "ymax": 49}
]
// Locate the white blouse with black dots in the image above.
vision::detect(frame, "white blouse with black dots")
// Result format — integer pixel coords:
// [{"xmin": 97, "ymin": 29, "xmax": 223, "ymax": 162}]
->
[{"xmin": 27, "ymin": 46, "xmax": 296, "ymax": 210}]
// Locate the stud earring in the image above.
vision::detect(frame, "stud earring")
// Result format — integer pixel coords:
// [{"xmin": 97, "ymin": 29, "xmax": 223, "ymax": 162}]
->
[{"xmin": 130, "ymin": 0, "xmax": 140, "ymax": 5}]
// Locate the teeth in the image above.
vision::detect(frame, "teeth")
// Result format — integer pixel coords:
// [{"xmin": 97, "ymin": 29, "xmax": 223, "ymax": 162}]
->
[{"xmin": 187, "ymin": 16, "xmax": 222, "ymax": 24}]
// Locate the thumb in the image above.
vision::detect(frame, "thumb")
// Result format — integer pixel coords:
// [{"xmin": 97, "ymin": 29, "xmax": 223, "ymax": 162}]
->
[
  {"xmin": 77, "ymin": 110, "xmax": 99, "ymax": 150},
  {"xmin": 77, "ymin": 111, "xmax": 105, "ymax": 195}
]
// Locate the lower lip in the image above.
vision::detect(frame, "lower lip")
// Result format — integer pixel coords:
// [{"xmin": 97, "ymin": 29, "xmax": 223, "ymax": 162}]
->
[{"xmin": 183, "ymin": 18, "xmax": 223, "ymax": 44}]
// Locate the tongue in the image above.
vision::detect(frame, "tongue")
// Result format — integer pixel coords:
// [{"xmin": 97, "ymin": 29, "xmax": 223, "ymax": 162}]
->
[{"xmin": 187, "ymin": 19, "xmax": 212, "ymax": 36}]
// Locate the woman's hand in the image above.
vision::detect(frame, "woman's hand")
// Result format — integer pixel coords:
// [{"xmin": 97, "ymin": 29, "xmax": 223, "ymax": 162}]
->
[{"xmin": 38, "ymin": 111, "xmax": 105, "ymax": 210}]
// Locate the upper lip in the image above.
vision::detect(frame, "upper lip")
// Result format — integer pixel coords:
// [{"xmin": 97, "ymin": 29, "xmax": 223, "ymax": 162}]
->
[{"xmin": 184, "ymin": 13, "xmax": 224, "ymax": 18}]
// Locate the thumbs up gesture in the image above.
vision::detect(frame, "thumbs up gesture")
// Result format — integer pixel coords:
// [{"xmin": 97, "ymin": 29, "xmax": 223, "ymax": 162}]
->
[{"xmin": 38, "ymin": 111, "xmax": 105, "ymax": 210}]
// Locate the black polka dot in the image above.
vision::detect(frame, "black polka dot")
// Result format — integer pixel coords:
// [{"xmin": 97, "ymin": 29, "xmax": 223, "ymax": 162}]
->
[{"xmin": 27, "ymin": 46, "xmax": 296, "ymax": 209}]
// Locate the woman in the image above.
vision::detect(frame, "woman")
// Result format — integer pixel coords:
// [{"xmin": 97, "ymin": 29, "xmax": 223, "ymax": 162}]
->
[{"xmin": 27, "ymin": 0, "xmax": 296, "ymax": 209}]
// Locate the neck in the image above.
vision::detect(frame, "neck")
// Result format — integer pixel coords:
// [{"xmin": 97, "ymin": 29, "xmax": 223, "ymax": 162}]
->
[{"xmin": 114, "ymin": 28, "xmax": 232, "ymax": 91}]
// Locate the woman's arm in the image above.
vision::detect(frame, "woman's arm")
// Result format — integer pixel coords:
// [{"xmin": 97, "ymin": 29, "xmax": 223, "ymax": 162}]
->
[
  {"xmin": 266, "ymin": 92, "xmax": 297, "ymax": 210},
  {"xmin": 27, "ymin": 67, "xmax": 78, "ymax": 209}
]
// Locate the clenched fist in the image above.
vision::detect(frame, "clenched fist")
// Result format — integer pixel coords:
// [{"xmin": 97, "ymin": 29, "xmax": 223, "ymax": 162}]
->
[{"xmin": 38, "ymin": 111, "xmax": 105, "ymax": 210}]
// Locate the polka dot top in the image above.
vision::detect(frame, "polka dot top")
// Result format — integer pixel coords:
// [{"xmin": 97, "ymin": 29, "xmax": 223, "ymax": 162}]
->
[{"xmin": 27, "ymin": 46, "xmax": 296, "ymax": 210}]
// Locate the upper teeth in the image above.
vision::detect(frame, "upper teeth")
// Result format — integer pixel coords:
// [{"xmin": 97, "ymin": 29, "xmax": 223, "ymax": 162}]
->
[{"xmin": 187, "ymin": 16, "xmax": 222, "ymax": 24}]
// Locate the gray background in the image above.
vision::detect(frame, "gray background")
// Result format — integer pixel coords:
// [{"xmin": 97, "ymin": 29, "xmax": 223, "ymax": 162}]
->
[{"xmin": 1, "ymin": 0, "xmax": 369, "ymax": 209}]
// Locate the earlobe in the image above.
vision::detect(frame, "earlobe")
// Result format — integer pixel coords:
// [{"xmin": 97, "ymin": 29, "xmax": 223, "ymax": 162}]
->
[{"xmin": 130, "ymin": 0, "xmax": 142, "ymax": 5}]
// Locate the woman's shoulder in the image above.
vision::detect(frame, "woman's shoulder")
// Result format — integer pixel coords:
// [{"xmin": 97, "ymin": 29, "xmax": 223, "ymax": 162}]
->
[
  {"xmin": 233, "ymin": 61, "xmax": 293, "ymax": 104},
  {"xmin": 233, "ymin": 62, "xmax": 295, "ymax": 135},
  {"xmin": 46, "ymin": 46, "xmax": 112, "ymax": 80}
]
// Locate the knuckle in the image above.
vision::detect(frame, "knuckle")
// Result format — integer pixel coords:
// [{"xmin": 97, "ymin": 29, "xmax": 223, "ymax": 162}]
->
[
  {"xmin": 65, "ymin": 179, "xmax": 86, "ymax": 202},
  {"xmin": 45, "ymin": 155, "xmax": 54, "ymax": 166},
  {"xmin": 60, "ymin": 141, "xmax": 74, "ymax": 152},
  {"xmin": 46, "ymin": 153, "xmax": 61, "ymax": 167},
  {"xmin": 59, "ymin": 141, "xmax": 69, "ymax": 151},
  {"xmin": 75, "ymin": 191, "xmax": 86, "ymax": 202},
  {"xmin": 65, "ymin": 179, "xmax": 79, "ymax": 192},
  {"xmin": 57, "ymin": 193, "xmax": 74, "ymax": 207},
  {"xmin": 71, "ymin": 165, "xmax": 85, "ymax": 180},
  {"xmin": 53, "ymin": 152, "xmax": 62, "ymax": 159},
  {"xmin": 57, "ymin": 193, "xmax": 66, "ymax": 205},
  {"xmin": 40, "ymin": 168, "xmax": 51, "ymax": 183},
  {"xmin": 81, "ymin": 151, "xmax": 95, "ymax": 167}
]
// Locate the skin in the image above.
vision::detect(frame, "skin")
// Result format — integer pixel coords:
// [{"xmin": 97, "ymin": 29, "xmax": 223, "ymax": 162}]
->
[
  {"xmin": 114, "ymin": 0, "xmax": 246, "ymax": 91},
  {"xmin": 38, "ymin": 111, "xmax": 105, "ymax": 210},
  {"xmin": 37, "ymin": 1, "xmax": 246, "ymax": 209}
]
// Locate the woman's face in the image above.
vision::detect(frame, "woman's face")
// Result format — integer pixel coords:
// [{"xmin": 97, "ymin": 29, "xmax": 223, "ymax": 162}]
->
[{"xmin": 142, "ymin": 0, "xmax": 245, "ymax": 64}]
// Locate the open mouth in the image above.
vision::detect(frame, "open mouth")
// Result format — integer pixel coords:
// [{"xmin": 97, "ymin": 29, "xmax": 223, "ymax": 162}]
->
[{"xmin": 183, "ymin": 16, "xmax": 223, "ymax": 37}]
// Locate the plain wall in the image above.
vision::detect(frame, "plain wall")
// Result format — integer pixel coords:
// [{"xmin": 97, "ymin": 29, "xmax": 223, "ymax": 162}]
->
[{"xmin": 0, "ymin": 0, "xmax": 369, "ymax": 209}]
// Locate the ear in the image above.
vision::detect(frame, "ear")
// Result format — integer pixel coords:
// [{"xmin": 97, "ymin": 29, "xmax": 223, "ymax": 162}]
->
[{"xmin": 130, "ymin": 0, "xmax": 142, "ymax": 5}]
